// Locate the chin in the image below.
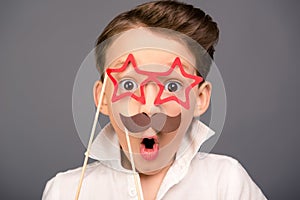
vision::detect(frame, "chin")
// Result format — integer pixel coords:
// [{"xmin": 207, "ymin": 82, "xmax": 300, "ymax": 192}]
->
[
  {"xmin": 137, "ymin": 165, "xmax": 167, "ymax": 176},
  {"xmin": 134, "ymin": 153, "xmax": 175, "ymax": 175}
]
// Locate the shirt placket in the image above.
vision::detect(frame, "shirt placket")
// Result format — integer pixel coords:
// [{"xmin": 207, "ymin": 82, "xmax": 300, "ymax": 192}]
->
[
  {"xmin": 156, "ymin": 157, "xmax": 190, "ymax": 199},
  {"xmin": 127, "ymin": 174, "xmax": 139, "ymax": 200}
]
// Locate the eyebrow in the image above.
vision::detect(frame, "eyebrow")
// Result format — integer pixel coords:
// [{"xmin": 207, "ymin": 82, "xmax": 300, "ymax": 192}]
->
[
  {"xmin": 108, "ymin": 59, "xmax": 135, "ymax": 79},
  {"xmin": 166, "ymin": 60, "xmax": 195, "ymax": 74},
  {"xmin": 111, "ymin": 59, "xmax": 125, "ymax": 68}
]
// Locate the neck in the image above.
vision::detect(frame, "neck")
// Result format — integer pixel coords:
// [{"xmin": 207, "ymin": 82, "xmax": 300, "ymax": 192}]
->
[
  {"xmin": 120, "ymin": 149, "xmax": 173, "ymax": 200},
  {"xmin": 139, "ymin": 163, "xmax": 172, "ymax": 200}
]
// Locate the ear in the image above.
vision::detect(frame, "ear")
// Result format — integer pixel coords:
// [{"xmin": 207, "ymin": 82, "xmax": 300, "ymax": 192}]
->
[
  {"xmin": 194, "ymin": 81, "xmax": 212, "ymax": 117},
  {"xmin": 93, "ymin": 80, "xmax": 109, "ymax": 115}
]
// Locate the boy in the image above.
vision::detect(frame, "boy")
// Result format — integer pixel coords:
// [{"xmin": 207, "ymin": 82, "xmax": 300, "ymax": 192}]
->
[{"xmin": 42, "ymin": 1, "xmax": 267, "ymax": 199}]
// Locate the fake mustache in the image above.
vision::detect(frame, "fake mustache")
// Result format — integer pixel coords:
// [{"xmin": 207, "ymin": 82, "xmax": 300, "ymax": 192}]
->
[{"xmin": 119, "ymin": 112, "xmax": 181, "ymax": 133}]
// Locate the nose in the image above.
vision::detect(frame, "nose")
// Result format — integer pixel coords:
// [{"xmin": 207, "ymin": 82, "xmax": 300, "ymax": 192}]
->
[{"xmin": 140, "ymin": 82, "xmax": 161, "ymax": 115}]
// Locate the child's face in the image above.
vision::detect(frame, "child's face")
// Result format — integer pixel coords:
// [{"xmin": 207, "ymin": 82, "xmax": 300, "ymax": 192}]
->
[{"xmin": 94, "ymin": 29, "xmax": 210, "ymax": 174}]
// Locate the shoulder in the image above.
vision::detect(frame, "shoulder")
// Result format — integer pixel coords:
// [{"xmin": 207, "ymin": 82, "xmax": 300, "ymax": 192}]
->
[
  {"xmin": 194, "ymin": 153, "xmax": 240, "ymax": 166},
  {"xmin": 48, "ymin": 161, "xmax": 106, "ymax": 183},
  {"xmin": 187, "ymin": 153, "xmax": 242, "ymax": 183},
  {"xmin": 42, "ymin": 161, "xmax": 110, "ymax": 200},
  {"xmin": 190, "ymin": 153, "xmax": 249, "ymax": 181},
  {"xmin": 189, "ymin": 153, "xmax": 267, "ymax": 200},
  {"xmin": 188, "ymin": 153, "xmax": 241, "ymax": 176}
]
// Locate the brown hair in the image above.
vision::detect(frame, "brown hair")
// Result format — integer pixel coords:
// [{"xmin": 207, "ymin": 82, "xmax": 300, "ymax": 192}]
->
[{"xmin": 95, "ymin": 0, "xmax": 219, "ymax": 79}]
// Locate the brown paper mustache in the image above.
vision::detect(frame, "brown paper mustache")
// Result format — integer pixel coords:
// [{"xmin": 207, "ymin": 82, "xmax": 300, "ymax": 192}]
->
[{"xmin": 119, "ymin": 112, "xmax": 181, "ymax": 133}]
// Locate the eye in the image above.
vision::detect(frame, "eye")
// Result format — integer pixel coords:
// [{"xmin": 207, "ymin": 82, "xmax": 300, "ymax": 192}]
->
[
  {"xmin": 119, "ymin": 79, "xmax": 138, "ymax": 91},
  {"xmin": 164, "ymin": 81, "xmax": 182, "ymax": 92}
]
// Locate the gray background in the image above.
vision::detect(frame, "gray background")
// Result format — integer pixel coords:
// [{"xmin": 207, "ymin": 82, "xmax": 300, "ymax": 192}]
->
[{"xmin": 0, "ymin": 0, "xmax": 299, "ymax": 199}]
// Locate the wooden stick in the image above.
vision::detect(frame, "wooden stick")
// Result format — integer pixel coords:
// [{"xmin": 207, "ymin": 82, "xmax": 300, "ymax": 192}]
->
[
  {"xmin": 75, "ymin": 74, "xmax": 108, "ymax": 200},
  {"xmin": 125, "ymin": 128, "xmax": 144, "ymax": 200}
]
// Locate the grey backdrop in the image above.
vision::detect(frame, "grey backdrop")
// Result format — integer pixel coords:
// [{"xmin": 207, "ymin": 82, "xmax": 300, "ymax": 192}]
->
[{"xmin": 1, "ymin": 0, "xmax": 299, "ymax": 199}]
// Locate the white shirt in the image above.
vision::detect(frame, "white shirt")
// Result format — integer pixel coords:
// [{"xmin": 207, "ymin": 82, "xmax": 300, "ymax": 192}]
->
[{"xmin": 42, "ymin": 120, "xmax": 267, "ymax": 199}]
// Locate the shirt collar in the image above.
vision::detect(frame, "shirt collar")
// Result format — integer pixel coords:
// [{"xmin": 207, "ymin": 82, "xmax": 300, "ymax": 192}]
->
[{"xmin": 89, "ymin": 119, "xmax": 215, "ymax": 172}]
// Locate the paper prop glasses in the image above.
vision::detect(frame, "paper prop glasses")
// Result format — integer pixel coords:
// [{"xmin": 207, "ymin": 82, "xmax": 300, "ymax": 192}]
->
[{"xmin": 106, "ymin": 54, "xmax": 203, "ymax": 110}]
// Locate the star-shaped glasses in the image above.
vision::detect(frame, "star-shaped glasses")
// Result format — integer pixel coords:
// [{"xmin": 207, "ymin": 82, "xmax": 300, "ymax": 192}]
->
[{"xmin": 106, "ymin": 54, "xmax": 203, "ymax": 109}]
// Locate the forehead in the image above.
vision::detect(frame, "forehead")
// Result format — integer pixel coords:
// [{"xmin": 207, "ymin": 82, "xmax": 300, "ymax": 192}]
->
[
  {"xmin": 109, "ymin": 50, "xmax": 196, "ymax": 76},
  {"xmin": 104, "ymin": 28, "xmax": 196, "ymax": 69}
]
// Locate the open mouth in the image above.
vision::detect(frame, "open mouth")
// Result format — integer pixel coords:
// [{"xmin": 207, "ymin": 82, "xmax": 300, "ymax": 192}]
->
[
  {"xmin": 140, "ymin": 136, "xmax": 159, "ymax": 161},
  {"xmin": 142, "ymin": 138, "xmax": 155, "ymax": 148}
]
